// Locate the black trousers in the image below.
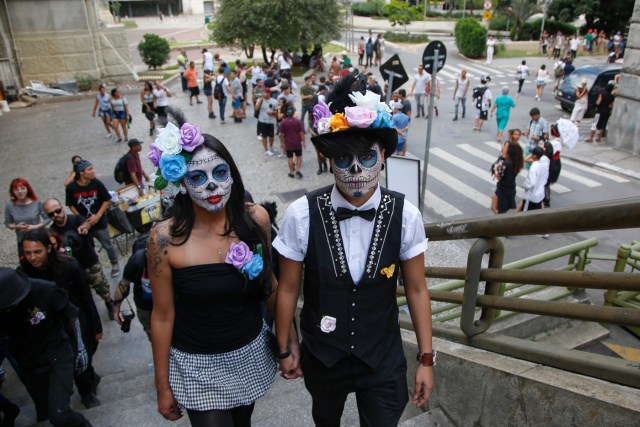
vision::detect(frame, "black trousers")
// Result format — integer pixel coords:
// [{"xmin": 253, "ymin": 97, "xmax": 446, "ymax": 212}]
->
[
  {"xmin": 20, "ymin": 347, "xmax": 91, "ymax": 426},
  {"xmin": 301, "ymin": 335, "xmax": 408, "ymax": 427}
]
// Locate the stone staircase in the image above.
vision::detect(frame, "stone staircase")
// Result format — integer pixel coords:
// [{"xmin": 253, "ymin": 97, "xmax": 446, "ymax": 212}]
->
[{"xmin": 4, "ymin": 294, "xmax": 455, "ymax": 427}]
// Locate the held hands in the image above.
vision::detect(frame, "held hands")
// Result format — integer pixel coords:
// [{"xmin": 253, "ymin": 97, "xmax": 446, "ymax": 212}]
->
[
  {"xmin": 412, "ymin": 364, "xmax": 434, "ymax": 408},
  {"xmin": 157, "ymin": 388, "xmax": 183, "ymax": 421},
  {"xmin": 279, "ymin": 340, "xmax": 303, "ymax": 380}
]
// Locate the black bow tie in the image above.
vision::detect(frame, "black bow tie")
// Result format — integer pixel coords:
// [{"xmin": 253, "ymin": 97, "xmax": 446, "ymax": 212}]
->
[{"xmin": 335, "ymin": 207, "xmax": 376, "ymax": 222}]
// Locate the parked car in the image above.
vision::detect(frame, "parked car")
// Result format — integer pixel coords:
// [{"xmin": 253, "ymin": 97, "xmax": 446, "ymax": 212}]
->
[{"xmin": 555, "ymin": 64, "xmax": 621, "ymax": 118}]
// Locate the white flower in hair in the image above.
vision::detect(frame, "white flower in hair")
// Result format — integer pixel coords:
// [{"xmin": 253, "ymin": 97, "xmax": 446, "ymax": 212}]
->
[
  {"xmin": 155, "ymin": 122, "xmax": 182, "ymax": 155},
  {"xmin": 378, "ymin": 102, "xmax": 392, "ymax": 115},
  {"xmin": 317, "ymin": 117, "xmax": 332, "ymax": 134},
  {"xmin": 160, "ymin": 182, "xmax": 187, "ymax": 197},
  {"xmin": 348, "ymin": 90, "xmax": 380, "ymax": 112}
]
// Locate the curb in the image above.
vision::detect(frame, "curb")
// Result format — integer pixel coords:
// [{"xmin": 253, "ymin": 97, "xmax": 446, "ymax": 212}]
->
[{"xmin": 561, "ymin": 152, "xmax": 640, "ymax": 182}]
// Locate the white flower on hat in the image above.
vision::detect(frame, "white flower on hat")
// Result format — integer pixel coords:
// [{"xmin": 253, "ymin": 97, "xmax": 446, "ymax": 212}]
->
[
  {"xmin": 320, "ymin": 315, "xmax": 337, "ymax": 333},
  {"xmin": 378, "ymin": 102, "xmax": 392, "ymax": 115},
  {"xmin": 317, "ymin": 117, "xmax": 332, "ymax": 134},
  {"xmin": 155, "ymin": 122, "xmax": 182, "ymax": 155},
  {"xmin": 348, "ymin": 90, "xmax": 380, "ymax": 112}
]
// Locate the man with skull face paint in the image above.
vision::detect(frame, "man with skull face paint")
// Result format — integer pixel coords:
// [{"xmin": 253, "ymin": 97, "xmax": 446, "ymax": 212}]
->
[
  {"xmin": 147, "ymin": 109, "xmax": 297, "ymax": 427},
  {"xmin": 274, "ymin": 75, "xmax": 434, "ymax": 426}
]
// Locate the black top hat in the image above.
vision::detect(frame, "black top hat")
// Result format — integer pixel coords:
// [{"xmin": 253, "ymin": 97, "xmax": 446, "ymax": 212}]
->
[
  {"xmin": 310, "ymin": 75, "xmax": 397, "ymax": 159},
  {"xmin": 0, "ymin": 268, "xmax": 31, "ymax": 309}
]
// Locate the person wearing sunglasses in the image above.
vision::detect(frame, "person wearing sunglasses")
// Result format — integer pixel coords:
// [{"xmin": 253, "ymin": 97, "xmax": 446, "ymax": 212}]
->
[
  {"xmin": 274, "ymin": 75, "xmax": 435, "ymax": 426},
  {"xmin": 44, "ymin": 199, "xmax": 116, "ymax": 321}
]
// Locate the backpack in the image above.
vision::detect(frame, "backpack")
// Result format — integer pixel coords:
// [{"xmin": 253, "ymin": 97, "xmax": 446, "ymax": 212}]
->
[
  {"xmin": 114, "ymin": 153, "xmax": 129, "ymax": 184},
  {"xmin": 472, "ymin": 86, "xmax": 487, "ymax": 109},
  {"xmin": 365, "ymin": 39, "xmax": 373, "ymax": 55},
  {"xmin": 213, "ymin": 77, "xmax": 224, "ymax": 101},
  {"xmin": 554, "ymin": 64, "xmax": 564, "ymax": 78}
]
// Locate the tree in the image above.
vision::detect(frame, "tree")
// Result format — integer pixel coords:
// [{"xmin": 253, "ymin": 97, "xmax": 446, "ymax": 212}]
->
[
  {"xmin": 384, "ymin": 0, "xmax": 422, "ymax": 33},
  {"xmin": 547, "ymin": 0, "xmax": 633, "ymax": 35},
  {"xmin": 137, "ymin": 34, "xmax": 171, "ymax": 70},
  {"xmin": 110, "ymin": 1, "xmax": 121, "ymax": 23},
  {"xmin": 455, "ymin": 18, "xmax": 487, "ymax": 58},
  {"xmin": 212, "ymin": 0, "xmax": 342, "ymax": 63},
  {"xmin": 506, "ymin": 0, "xmax": 539, "ymax": 41}
]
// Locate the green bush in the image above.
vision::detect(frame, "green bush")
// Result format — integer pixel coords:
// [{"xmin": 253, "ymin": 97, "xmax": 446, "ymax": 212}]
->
[
  {"xmin": 74, "ymin": 73, "xmax": 97, "ymax": 91},
  {"xmin": 383, "ymin": 31, "xmax": 429, "ymax": 43},
  {"xmin": 488, "ymin": 15, "xmax": 508, "ymax": 31},
  {"xmin": 137, "ymin": 33, "xmax": 171, "ymax": 70},
  {"xmin": 455, "ymin": 18, "xmax": 487, "ymax": 59},
  {"xmin": 352, "ymin": 0, "xmax": 385, "ymax": 17},
  {"xmin": 512, "ymin": 19, "xmax": 576, "ymax": 41}
]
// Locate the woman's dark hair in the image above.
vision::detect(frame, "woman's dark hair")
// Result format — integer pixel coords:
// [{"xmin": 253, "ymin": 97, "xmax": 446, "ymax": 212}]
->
[
  {"xmin": 144, "ymin": 81, "xmax": 153, "ymax": 91},
  {"xmin": 71, "ymin": 155, "xmax": 82, "ymax": 165},
  {"xmin": 505, "ymin": 141, "xmax": 525, "ymax": 176},
  {"xmin": 161, "ymin": 108, "xmax": 272, "ymax": 300},
  {"xmin": 111, "ymin": 88, "xmax": 118, "ymax": 97},
  {"xmin": 20, "ymin": 228, "xmax": 73, "ymax": 277}
]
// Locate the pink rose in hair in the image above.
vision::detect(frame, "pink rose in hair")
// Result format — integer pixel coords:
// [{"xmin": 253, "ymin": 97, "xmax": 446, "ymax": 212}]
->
[
  {"xmin": 179, "ymin": 123, "xmax": 205, "ymax": 152},
  {"xmin": 344, "ymin": 106, "xmax": 377, "ymax": 128}
]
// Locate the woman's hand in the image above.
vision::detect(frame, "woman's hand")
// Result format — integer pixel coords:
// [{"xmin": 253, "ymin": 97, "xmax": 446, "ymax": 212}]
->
[{"xmin": 157, "ymin": 388, "xmax": 182, "ymax": 420}]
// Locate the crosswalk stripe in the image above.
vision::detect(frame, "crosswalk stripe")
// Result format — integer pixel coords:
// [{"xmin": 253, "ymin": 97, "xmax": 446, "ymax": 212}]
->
[
  {"xmin": 559, "ymin": 169, "xmax": 601, "ymax": 187},
  {"xmin": 442, "ymin": 64, "xmax": 468, "ymax": 77},
  {"xmin": 562, "ymin": 158, "xmax": 629, "ymax": 183},
  {"xmin": 459, "ymin": 143, "xmax": 499, "ymax": 163},
  {"xmin": 428, "ymin": 165, "xmax": 492, "ymax": 208},
  {"xmin": 468, "ymin": 62, "xmax": 505, "ymax": 75},
  {"xmin": 424, "ymin": 190, "xmax": 463, "ymax": 217},
  {"xmin": 434, "ymin": 67, "xmax": 458, "ymax": 80},
  {"xmin": 465, "ymin": 64, "xmax": 504, "ymax": 77}
]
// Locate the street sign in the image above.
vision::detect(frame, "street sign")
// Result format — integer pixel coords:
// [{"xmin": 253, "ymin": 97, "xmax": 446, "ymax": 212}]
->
[
  {"xmin": 379, "ymin": 54, "xmax": 408, "ymax": 93},
  {"xmin": 482, "ymin": 11, "xmax": 493, "ymax": 20},
  {"xmin": 484, "ymin": 1, "xmax": 492, "ymax": 10},
  {"xmin": 422, "ymin": 41, "xmax": 447, "ymax": 74}
]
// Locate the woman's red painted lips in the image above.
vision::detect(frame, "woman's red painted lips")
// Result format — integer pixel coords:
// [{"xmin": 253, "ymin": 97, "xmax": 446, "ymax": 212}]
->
[{"xmin": 208, "ymin": 195, "xmax": 222, "ymax": 204}]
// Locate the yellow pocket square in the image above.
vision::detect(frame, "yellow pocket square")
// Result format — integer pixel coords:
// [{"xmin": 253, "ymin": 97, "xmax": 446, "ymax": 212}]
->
[{"xmin": 380, "ymin": 264, "xmax": 396, "ymax": 279}]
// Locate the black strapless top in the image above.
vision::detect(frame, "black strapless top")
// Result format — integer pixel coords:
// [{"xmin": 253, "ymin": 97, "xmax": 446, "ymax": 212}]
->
[{"xmin": 171, "ymin": 263, "xmax": 262, "ymax": 354}]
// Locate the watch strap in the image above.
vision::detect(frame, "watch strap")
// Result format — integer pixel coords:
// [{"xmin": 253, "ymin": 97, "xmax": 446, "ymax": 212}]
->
[{"xmin": 416, "ymin": 351, "xmax": 437, "ymax": 367}]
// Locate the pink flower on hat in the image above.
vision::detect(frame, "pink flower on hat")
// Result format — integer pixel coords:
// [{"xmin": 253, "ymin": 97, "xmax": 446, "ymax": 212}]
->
[{"xmin": 344, "ymin": 106, "xmax": 377, "ymax": 128}]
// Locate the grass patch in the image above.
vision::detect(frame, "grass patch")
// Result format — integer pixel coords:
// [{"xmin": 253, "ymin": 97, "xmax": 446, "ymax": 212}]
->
[
  {"xmin": 169, "ymin": 40, "xmax": 211, "ymax": 48},
  {"xmin": 138, "ymin": 72, "xmax": 176, "ymax": 81},
  {"xmin": 383, "ymin": 31, "xmax": 429, "ymax": 44},
  {"xmin": 324, "ymin": 43, "xmax": 345, "ymax": 54},
  {"xmin": 163, "ymin": 64, "xmax": 179, "ymax": 71},
  {"xmin": 495, "ymin": 49, "xmax": 544, "ymax": 58},
  {"xmin": 122, "ymin": 20, "xmax": 138, "ymax": 29}
]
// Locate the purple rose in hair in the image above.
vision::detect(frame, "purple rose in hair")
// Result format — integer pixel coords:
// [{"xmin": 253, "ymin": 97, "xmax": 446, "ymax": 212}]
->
[
  {"xmin": 147, "ymin": 143, "xmax": 162, "ymax": 167},
  {"xmin": 179, "ymin": 123, "xmax": 205, "ymax": 152},
  {"xmin": 313, "ymin": 101, "xmax": 332, "ymax": 128},
  {"xmin": 225, "ymin": 241, "xmax": 253, "ymax": 270}
]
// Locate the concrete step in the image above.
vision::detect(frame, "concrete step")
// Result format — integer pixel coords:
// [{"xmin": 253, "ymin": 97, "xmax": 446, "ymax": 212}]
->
[
  {"xmin": 531, "ymin": 320, "xmax": 611, "ymax": 349},
  {"xmin": 400, "ymin": 407, "xmax": 457, "ymax": 427}
]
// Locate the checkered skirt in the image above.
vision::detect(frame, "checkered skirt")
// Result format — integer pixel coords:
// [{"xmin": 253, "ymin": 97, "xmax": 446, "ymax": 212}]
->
[{"xmin": 169, "ymin": 322, "xmax": 277, "ymax": 411}]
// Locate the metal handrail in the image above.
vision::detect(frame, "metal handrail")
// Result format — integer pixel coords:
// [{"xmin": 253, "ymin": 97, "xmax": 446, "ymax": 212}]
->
[{"xmin": 408, "ymin": 197, "xmax": 640, "ymax": 389}]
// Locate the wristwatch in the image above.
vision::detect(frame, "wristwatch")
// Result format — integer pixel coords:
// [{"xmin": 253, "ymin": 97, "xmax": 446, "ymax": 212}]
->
[{"xmin": 416, "ymin": 351, "xmax": 437, "ymax": 367}]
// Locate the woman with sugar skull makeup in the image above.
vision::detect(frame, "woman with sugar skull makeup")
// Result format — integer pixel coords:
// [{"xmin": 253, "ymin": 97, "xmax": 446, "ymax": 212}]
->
[
  {"xmin": 147, "ymin": 108, "xmax": 297, "ymax": 426},
  {"xmin": 274, "ymin": 75, "xmax": 435, "ymax": 426}
]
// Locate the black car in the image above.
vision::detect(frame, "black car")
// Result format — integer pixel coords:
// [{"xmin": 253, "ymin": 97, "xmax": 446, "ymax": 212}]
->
[{"xmin": 555, "ymin": 64, "xmax": 620, "ymax": 118}]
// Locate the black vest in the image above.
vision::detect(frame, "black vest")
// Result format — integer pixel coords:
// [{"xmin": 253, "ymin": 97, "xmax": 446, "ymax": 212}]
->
[{"xmin": 301, "ymin": 185, "xmax": 404, "ymax": 368}]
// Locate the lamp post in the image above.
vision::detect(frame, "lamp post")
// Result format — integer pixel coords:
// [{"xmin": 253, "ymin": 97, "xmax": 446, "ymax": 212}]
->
[{"xmin": 540, "ymin": 0, "xmax": 552, "ymax": 39}]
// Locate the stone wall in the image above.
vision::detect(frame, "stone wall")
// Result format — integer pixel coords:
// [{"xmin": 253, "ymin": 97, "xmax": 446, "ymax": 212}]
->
[
  {"xmin": 607, "ymin": 0, "xmax": 640, "ymax": 153},
  {"xmin": 401, "ymin": 329, "xmax": 640, "ymax": 426},
  {"xmin": 6, "ymin": 0, "xmax": 135, "ymax": 85},
  {"xmin": 14, "ymin": 27, "xmax": 133, "ymax": 84}
]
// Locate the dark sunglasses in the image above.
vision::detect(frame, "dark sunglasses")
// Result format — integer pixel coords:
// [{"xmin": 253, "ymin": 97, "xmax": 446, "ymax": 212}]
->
[{"xmin": 47, "ymin": 208, "xmax": 63, "ymax": 218}]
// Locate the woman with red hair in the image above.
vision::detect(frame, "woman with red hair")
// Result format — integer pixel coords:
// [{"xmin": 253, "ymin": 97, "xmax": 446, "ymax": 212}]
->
[{"xmin": 4, "ymin": 177, "xmax": 50, "ymax": 255}]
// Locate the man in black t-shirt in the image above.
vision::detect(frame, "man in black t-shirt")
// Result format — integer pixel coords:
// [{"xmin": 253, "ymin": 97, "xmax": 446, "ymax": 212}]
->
[
  {"xmin": 65, "ymin": 160, "xmax": 120, "ymax": 278},
  {"xmin": 45, "ymin": 199, "xmax": 115, "ymax": 320},
  {"xmin": 113, "ymin": 235, "xmax": 152, "ymax": 340}
]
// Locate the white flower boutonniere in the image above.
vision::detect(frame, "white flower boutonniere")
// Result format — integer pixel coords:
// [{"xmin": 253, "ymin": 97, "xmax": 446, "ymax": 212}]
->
[{"xmin": 320, "ymin": 315, "xmax": 337, "ymax": 333}]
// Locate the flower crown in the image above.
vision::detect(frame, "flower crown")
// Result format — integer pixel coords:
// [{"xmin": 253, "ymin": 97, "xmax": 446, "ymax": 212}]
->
[
  {"xmin": 312, "ymin": 90, "xmax": 393, "ymax": 134},
  {"xmin": 147, "ymin": 122, "xmax": 205, "ymax": 194}
]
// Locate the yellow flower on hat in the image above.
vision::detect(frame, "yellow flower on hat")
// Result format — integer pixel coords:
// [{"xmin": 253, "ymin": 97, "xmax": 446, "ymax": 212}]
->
[
  {"xmin": 380, "ymin": 264, "xmax": 396, "ymax": 279},
  {"xmin": 329, "ymin": 113, "xmax": 349, "ymax": 132}
]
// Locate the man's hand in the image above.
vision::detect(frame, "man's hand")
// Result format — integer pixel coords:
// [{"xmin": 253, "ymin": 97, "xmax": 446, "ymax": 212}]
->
[
  {"xmin": 412, "ymin": 364, "xmax": 434, "ymax": 408},
  {"xmin": 78, "ymin": 223, "xmax": 90, "ymax": 235},
  {"xmin": 95, "ymin": 332, "xmax": 104, "ymax": 341}
]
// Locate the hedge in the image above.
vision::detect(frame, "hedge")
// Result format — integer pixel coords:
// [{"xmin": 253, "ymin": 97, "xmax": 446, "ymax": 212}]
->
[
  {"xmin": 455, "ymin": 18, "xmax": 487, "ymax": 59},
  {"xmin": 512, "ymin": 19, "xmax": 577, "ymax": 41},
  {"xmin": 489, "ymin": 15, "xmax": 508, "ymax": 31},
  {"xmin": 352, "ymin": 0, "xmax": 385, "ymax": 17}
]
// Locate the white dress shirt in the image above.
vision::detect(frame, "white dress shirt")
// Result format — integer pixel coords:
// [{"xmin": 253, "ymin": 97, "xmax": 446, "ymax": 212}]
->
[
  {"xmin": 523, "ymin": 156, "xmax": 549, "ymax": 204},
  {"xmin": 273, "ymin": 185, "xmax": 428, "ymax": 285}
]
